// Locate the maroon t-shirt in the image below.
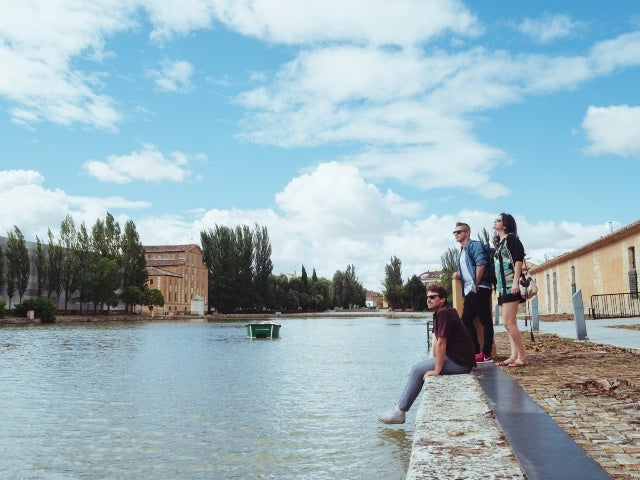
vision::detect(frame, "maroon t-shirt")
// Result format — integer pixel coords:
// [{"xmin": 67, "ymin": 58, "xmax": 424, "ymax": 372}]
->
[{"xmin": 433, "ymin": 305, "xmax": 476, "ymax": 369}]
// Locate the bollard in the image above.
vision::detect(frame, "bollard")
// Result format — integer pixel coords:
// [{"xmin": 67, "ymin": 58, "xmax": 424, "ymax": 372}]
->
[
  {"xmin": 494, "ymin": 303, "xmax": 500, "ymax": 325},
  {"xmin": 532, "ymin": 296, "xmax": 539, "ymax": 332},
  {"xmin": 572, "ymin": 289, "xmax": 588, "ymax": 340}
]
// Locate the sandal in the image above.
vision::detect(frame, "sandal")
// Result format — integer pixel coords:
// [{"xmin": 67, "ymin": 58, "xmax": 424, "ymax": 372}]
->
[
  {"xmin": 496, "ymin": 358, "xmax": 515, "ymax": 366},
  {"xmin": 505, "ymin": 361, "xmax": 528, "ymax": 368}
]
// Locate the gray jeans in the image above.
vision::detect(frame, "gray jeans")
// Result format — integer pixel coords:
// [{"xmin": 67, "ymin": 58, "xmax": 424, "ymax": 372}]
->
[{"xmin": 398, "ymin": 357, "xmax": 471, "ymax": 411}]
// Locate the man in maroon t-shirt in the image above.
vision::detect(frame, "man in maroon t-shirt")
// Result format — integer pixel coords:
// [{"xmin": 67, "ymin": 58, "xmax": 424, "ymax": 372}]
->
[{"xmin": 377, "ymin": 284, "xmax": 476, "ymax": 424}]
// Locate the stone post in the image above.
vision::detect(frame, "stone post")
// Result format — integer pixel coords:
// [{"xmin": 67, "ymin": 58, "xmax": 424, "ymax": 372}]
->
[
  {"xmin": 532, "ymin": 296, "xmax": 539, "ymax": 332},
  {"xmin": 572, "ymin": 289, "xmax": 588, "ymax": 340}
]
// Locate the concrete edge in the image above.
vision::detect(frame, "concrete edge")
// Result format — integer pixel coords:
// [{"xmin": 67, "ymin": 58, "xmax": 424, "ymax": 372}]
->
[{"xmin": 406, "ymin": 373, "xmax": 525, "ymax": 480}]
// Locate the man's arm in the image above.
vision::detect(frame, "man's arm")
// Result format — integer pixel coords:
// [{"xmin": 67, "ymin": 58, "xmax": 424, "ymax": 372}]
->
[
  {"xmin": 475, "ymin": 264, "xmax": 486, "ymax": 286},
  {"xmin": 424, "ymin": 336, "xmax": 447, "ymax": 378}
]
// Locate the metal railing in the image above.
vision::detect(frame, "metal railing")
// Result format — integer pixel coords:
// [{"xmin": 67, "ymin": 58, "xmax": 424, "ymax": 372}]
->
[{"xmin": 590, "ymin": 292, "xmax": 640, "ymax": 319}]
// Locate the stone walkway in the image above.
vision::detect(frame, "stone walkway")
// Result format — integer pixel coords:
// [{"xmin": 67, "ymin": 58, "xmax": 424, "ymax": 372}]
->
[
  {"xmin": 406, "ymin": 374, "xmax": 525, "ymax": 480},
  {"xmin": 407, "ymin": 317, "xmax": 640, "ymax": 479},
  {"xmin": 493, "ymin": 325, "xmax": 640, "ymax": 479}
]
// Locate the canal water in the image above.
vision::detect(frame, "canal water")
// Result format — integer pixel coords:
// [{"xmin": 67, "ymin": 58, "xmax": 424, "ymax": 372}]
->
[{"xmin": 0, "ymin": 316, "xmax": 431, "ymax": 479}]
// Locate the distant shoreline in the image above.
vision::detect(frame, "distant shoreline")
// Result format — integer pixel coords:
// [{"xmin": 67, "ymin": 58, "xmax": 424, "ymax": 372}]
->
[{"xmin": 0, "ymin": 309, "xmax": 432, "ymax": 325}]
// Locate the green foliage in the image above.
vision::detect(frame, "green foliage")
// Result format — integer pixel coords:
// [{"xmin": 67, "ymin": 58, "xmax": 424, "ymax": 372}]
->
[
  {"xmin": 144, "ymin": 288, "xmax": 164, "ymax": 310},
  {"xmin": 0, "ymin": 300, "xmax": 6, "ymax": 319},
  {"xmin": 16, "ymin": 297, "xmax": 56, "ymax": 323},
  {"xmin": 201, "ymin": 224, "xmax": 274, "ymax": 313},
  {"xmin": 331, "ymin": 265, "xmax": 366, "ymax": 309},
  {"xmin": 406, "ymin": 275, "xmax": 427, "ymax": 311},
  {"xmin": 0, "ymin": 244, "xmax": 4, "ymax": 294},
  {"xmin": 439, "ymin": 247, "xmax": 459, "ymax": 299},
  {"xmin": 35, "ymin": 235, "xmax": 47, "ymax": 297},
  {"xmin": 120, "ymin": 220, "xmax": 148, "ymax": 312},
  {"xmin": 384, "ymin": 256, "xmax": 405, "ymax": 309},
  {"xmin": 6, "ymin": 226, "xmax": 30, "ymax": 307}
]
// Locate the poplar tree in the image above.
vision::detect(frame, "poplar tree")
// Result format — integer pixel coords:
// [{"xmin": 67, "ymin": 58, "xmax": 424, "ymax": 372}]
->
[
  {"xmin": 46, "ymin": 228, "xmax": 63, "ymax": 303},
  {"xmin": 384, "ymin": 256, "xmax": 404, "ymax": 309},
  {"xmin": 6, "ymin": 226, "xmax": 30, "ymax": 306},
  {"xmin": 35, "ymin": 235, "xmax": 47, "ymax": 297},
  {"xmin": 120, "ymin": 219, "xmax": 148, "ymax": 313},
  {"xmin": 59, "ymin": 214, "xmax": 80, "ymax": 312}
]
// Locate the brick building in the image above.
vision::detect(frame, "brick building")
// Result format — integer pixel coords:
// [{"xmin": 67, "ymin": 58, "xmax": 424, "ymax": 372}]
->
[{"xmin": 144, "ymin": 244, "xmax": 209, "ymax": 315}]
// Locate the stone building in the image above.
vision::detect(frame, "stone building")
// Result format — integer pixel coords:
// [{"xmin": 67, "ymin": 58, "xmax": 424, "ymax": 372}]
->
[
  {"xmin": 530, "ymin": 220, "xmax": 640, "ymax": 316},
  {"xmin": 144, "ymin": 244, "xmax": 209, "ymax": 315}
]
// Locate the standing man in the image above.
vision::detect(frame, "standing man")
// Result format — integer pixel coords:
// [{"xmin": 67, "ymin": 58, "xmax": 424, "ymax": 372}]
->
[
  {"xmin": 452, "ymin": 222, "xmax": 494, "ymax": 363},
  {"xmin": 377, "ymin": 284, "xmax": 476, "ymax": 424}
]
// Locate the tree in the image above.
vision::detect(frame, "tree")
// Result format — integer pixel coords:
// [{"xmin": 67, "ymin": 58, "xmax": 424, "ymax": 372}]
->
[
  {"xmin": 0, "ymin": 243, "xmax": 4, "ymax": 297},
  {"xmin": 75, "ymin": 222, "xmax": 92, "ymax": 312},
  {"xmin": 201, "ymin": 225, "xmax": 239, "ymax": 313},
  {"xmin": 143, "ymin": 287, "xmax": 164, "ymax": 315},
  {"xmin": 440, "ymin": 247, "xmax": 459, "ymax": 302},
  {"xmin": 384, "ymin": 256, "xmax": 405, "ymax": 310},
  {"xmin": 47, "ymin": 228, "xmax": 63, "ymax": 304},
  {"xmin": 253, "ymin": 224, "xmax": 273, "ymax": 309},
  {"xmin": 35, "ymin": 235, "xmax": 47, "ymax": 297},
  {"xmin": 301, "ymin": 265, "xmax": 308, "ymax": 294},
  {"xmin": 85, "ymin": 255, "xmax": 120, "ymax": 312},
  {"xmin": 406, "ymin": 275, "xmax": 427, "ymax": 311},
  {"xmin": 201, "ymin": 223, "xmax": 273, "ymax": 313},
  {"xmin": 59, "ymin": 214, "xmax": 81, "ymax": 312},
  {"xmin": 120, "ymin": 220, "xmax": 148, "ymax": 313},
  {"xmin": 331, "ymin": 265, "xmax": 365, "ymax": 309},
  {"xmin": 6, "ymin": 226, "xmax": 30, "ymax": 307},
  {"xmin": 331, "ymin": 270, "xmax": 346, "ymax": 308}
]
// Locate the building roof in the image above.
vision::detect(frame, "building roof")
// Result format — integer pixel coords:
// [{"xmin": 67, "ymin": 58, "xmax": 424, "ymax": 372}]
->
[
  {"xmin": 530, "ymin": 220, "xmax": 640, "ymax": 273},
  {"xmin": 146, "ymin": 266, "xmax": 182, "ymax": 277},
  {"xmin": 143, "ymin": 244, "xmax": 203, "ymax": 254}
]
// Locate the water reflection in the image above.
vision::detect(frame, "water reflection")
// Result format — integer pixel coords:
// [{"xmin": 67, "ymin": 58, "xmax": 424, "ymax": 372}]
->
[{"xmin": 0, "ymin": 316, "xmax": 430, "ymax": 479}]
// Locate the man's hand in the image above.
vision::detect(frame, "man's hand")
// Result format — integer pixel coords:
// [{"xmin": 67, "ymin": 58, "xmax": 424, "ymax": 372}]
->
[
  {"xmin": 423, "ymin": 370, "xmax": 439, "ymax": 379},
  {"xmin": 453, "ymin": 272, "xmax": 461, "ymax": 280}
]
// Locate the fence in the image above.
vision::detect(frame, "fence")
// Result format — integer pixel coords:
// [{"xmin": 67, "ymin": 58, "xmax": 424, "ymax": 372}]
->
[{"xmin": 590, "ymin": 292, "xmax": 640, "ymax": 319}]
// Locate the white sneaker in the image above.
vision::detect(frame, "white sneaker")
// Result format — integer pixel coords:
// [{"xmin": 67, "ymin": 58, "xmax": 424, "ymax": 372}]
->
[{"xmin": 377, "ymin": 404, "xmax": 406, "ymax": 424}]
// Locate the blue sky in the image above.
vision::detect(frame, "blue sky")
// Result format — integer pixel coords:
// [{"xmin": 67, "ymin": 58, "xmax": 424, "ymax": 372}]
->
[{"xmin": 1, "ymin": 0, "xmax": 639, "ymax": 290}]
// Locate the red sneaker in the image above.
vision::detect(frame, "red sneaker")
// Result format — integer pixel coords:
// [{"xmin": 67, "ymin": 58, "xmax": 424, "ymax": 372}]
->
[{"xmin": 475, "ymin": 352, "xmax": 493, "ymax": 363}]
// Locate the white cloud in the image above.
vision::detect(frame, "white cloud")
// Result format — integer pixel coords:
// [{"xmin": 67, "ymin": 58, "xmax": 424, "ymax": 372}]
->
[
  {"xmin": 0, "ymin": 0, "xmax": 133, "ymax": 130},
  {"xmin": 274, "ymin": 162, "xmax": 403, "ymax": 236},
  {"xmin": 582, "ymin": 105, "xmax": 640, "ymax": 158},
  {"xmin": 84, "ymin": 143, "xmax": 200, "ymax": 183},
  {"xmin": 207, "ymin": 0, "xmax": 482, "ymax": 47},
  {"xmin": 516, "ymin": 13, "xmax": 581, "ymax": 43},
  {"xmin": 147, "ymin": 59, "xmax": 195, "ymax": 92},
  {"xmin": 0, "ymin": 169, "xmax": 150, "ymax": 241}
]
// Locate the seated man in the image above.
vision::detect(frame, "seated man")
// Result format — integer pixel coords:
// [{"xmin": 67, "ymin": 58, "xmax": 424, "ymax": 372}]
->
[{"xmin": 377, "ymin": 284, "xmax": 476, "ymax": 424}]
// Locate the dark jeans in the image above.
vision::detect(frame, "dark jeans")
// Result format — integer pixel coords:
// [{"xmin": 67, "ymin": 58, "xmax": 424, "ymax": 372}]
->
[{"xmin": 461, "ymin": 288, "xmax": 493, "ymax": 355}]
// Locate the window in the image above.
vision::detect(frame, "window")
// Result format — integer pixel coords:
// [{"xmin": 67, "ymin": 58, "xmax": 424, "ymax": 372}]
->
[
  {"xmin": 571, "ymin": 266, "xmax": 576, "ymax": 294},
  {"xmin": 629, "ymin": 247, "xmax": 637, "ymax": 270}
]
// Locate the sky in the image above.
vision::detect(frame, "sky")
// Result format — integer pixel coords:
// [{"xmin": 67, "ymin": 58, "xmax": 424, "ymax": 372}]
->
[{"xmin": 1, "ymin": 0, "xmax": 640, "ymax": 291}]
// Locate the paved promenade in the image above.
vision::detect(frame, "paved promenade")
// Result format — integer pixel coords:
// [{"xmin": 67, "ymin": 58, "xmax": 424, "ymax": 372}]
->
[
  {"xmin": 530, "ymin": 316, "xmax": 640, "ymax": 352},
  {"xmin": 408, "ymin": 316, "xmax": 640, "ymax": 479}
]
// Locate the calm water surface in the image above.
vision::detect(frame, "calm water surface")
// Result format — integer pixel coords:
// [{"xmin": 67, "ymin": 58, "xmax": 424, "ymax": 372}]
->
[{"xmin": 0, "ymin": 316, "xmax": 431, "ymax": 479}]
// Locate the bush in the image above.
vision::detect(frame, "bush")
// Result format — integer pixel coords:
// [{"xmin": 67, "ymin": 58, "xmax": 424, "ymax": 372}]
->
[
  {"xmin": 0, "ymin": 300, "xmax": 6, "ymax": 319},
  {"xmin": 15, "ymin": 297, "xmax": 57, "ymax": 323}
]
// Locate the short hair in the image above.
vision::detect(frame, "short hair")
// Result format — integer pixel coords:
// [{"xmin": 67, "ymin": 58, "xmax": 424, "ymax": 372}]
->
[
  {"xmin": 455, "ymin": 222, "xmax": 470, "ymax": 231},
  {"xmin": 427, "ymin": 284, "xmax": 447, "ymax": 300},
  {"xmin": 498, "ymin": 213, "xmax": 518, "ymax": 235}
]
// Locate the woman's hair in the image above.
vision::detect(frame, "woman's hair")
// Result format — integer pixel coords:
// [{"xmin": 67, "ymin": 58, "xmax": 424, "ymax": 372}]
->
[
  {"xmin": 427, "ymin": 284, "xmax": 448, "ymax": 300},
  {"xmin": 499, "ymin": 212, "xmax": 518, "ymax": 235}
]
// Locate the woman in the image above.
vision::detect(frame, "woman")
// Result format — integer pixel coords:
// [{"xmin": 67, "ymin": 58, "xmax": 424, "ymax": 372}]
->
[{"xmin": 493, "ymin": 213, "xmax": 528, "ymax": 367}]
